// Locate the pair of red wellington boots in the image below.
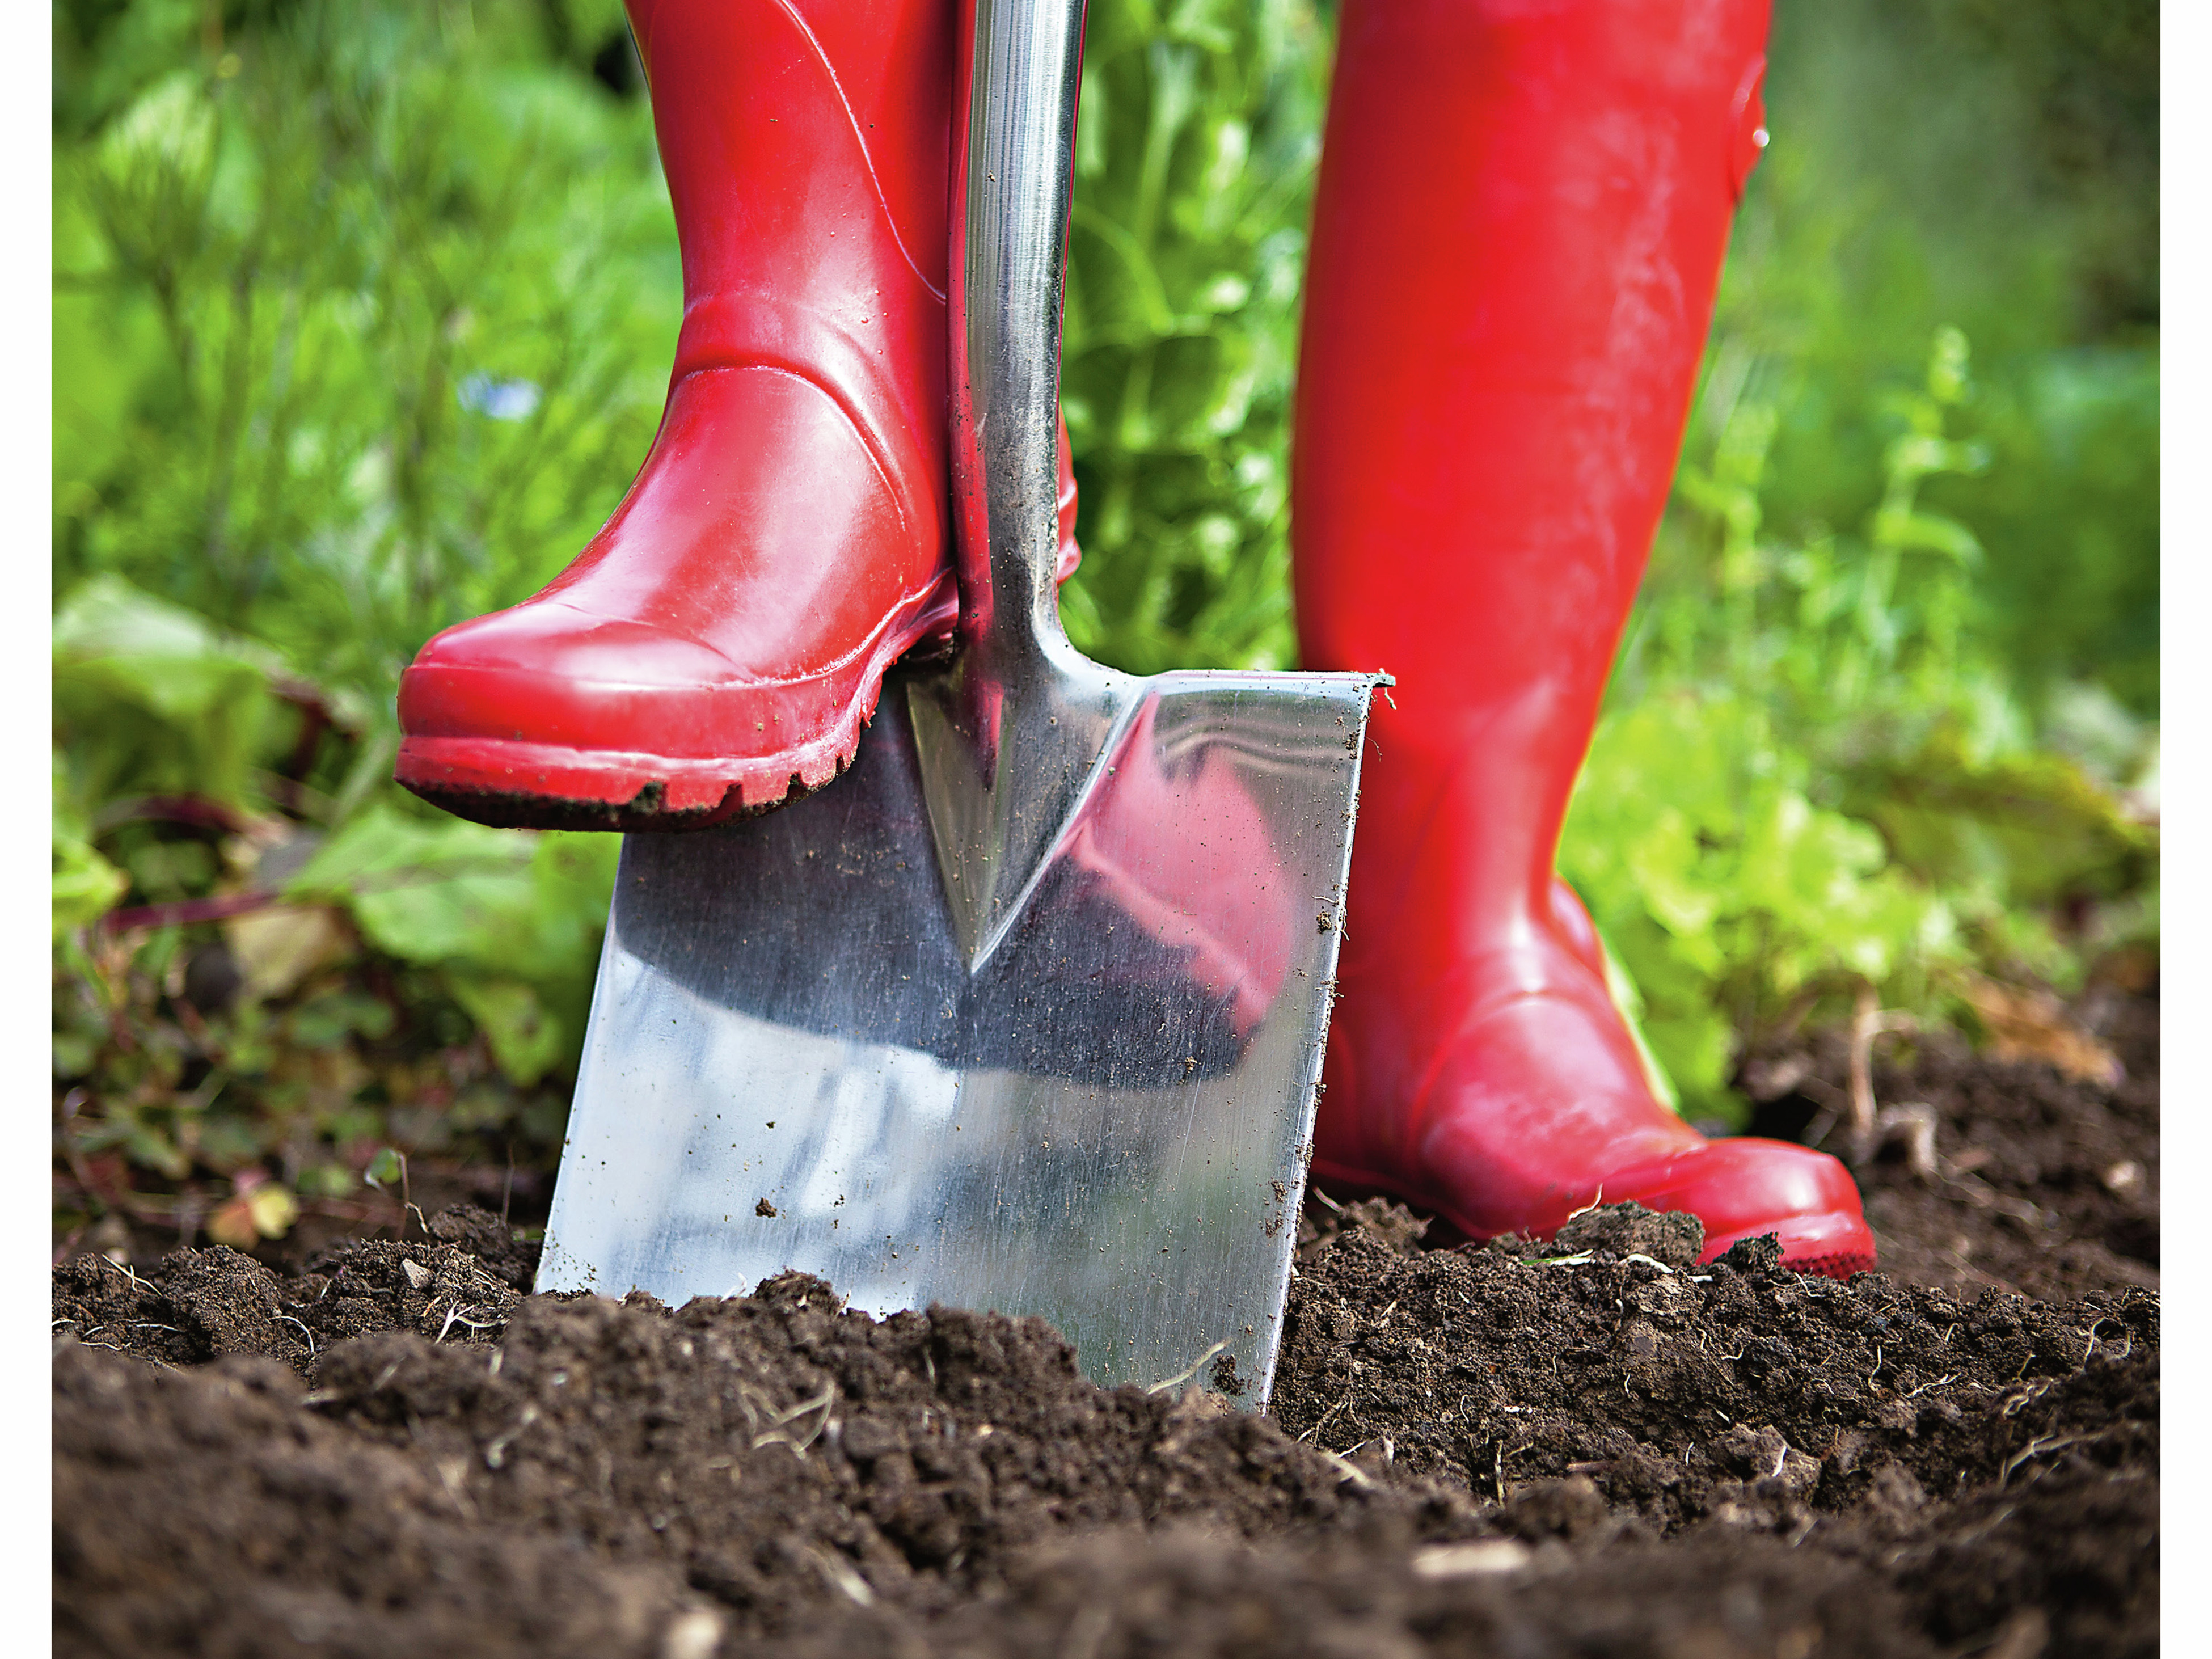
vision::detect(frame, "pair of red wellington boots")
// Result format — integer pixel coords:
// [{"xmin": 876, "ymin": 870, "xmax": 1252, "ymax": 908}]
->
[{"xmin": 397, "ymin": 0, "xmax": 1876, "ymax": 1276}]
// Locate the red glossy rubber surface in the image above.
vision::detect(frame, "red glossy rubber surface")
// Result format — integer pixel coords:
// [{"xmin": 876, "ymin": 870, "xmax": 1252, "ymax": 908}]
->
[
  {"xmin": 397, "ymin": 0, "xmax": 977, "ymax": 830},
  {"xmin": 1293, "ymin": 0, "xmax": 1868, "ymax": 1274},
  {"xmin": 1063, "ymin": 700, "xmax": 1294, "ymax": 1039}
]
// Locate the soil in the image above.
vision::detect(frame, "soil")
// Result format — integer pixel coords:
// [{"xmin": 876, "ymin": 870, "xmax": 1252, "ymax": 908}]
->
[
  {"xmin": 54, "ymin": 990, "xmax": 2158, "ymax": 1658},
  {"xmin": 1747, "ymin": 984, "xmax": 2160, "ymax": 1305}
]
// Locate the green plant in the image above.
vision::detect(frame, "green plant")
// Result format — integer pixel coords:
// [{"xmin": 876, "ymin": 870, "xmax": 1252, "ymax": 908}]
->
[
  {"xmin": 1057, "ymin": 0, "xmax": 1328, "ymax": 675},
  {"xmin": 1564, "ymin": 326, "xmax": 2155, "ymax": 1124},
  {"xmin": 52, "ymin": 1, "xmax": 658, "ymax": 1244},
  {"xmin": 50, "ymin": 572, "xmax": 618, "ymax": 1247},
  {"xmin": 54, "ymin": 0, "xmax": 673, "ymax": 714}
]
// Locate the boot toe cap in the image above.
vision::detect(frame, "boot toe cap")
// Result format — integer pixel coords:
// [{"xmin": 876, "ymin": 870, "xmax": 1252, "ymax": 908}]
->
[
  {"xmin": 400, "ymin": 603, "xmax": 755, "ymax": 746},
  {"xmin": 410, "ymin": 598, "xmax": 741, "ymax": 700}
]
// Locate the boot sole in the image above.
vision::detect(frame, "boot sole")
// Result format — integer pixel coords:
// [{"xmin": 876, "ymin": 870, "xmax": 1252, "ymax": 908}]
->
[{"xmin": 395, "ymin": 574, "xmax": 959, "ymax": 833}]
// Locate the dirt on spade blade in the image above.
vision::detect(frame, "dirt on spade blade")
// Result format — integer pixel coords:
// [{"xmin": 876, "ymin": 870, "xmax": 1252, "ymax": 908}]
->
[{"xmin": 54, "ymin": 993, "xmax": 2158, "ymax": 1658}]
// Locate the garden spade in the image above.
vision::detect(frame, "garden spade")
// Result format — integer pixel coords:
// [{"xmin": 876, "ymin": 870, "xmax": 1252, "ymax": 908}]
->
[{"xmin": 534, "ymin": 0, "xmax": 1383, "ymax": 1408}]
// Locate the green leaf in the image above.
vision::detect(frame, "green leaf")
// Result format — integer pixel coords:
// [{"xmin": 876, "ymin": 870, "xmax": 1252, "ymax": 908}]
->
[
  {"xmin": 446, "ymin": 976, "xmax": 564, "ymax": 1088},
  {"xmin": 52, "ymin": 575, "xmax": 297, "ymax": 812},
  {"xmin": 286, "ymin": 805, "xmax": 539, "ymax": 966},
  {"xmin": 285, "ymin": 805, "xmax": 616, "ymax": 1079},
  {"xmin": 53, "ymin": 757, "xmax": 130, "ymax": 937},
  {"xmin": 1561, "ymin": 686, "xmax": 1961, "ymax": 1121},
  {"xmin": 1872, "ymin": 504, "xmax": 1983, "ymax": 564}
]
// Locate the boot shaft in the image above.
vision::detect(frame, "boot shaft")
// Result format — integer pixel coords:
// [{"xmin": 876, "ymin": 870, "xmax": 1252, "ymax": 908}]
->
[
  {"xmin": 627, "ymin": 0, "xmax": 956, "ymax": 310},
  {"xmin": 1292, "ymin": 0, "xmax": 1770, "ymax": 937}
]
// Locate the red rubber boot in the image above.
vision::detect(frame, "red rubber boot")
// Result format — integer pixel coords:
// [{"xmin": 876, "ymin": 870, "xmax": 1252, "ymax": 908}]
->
[
  {"xmin": 399, "ymin": 0, "xmax": 976, "ymax": 831},
  {"xmin": 1293, "ymin": 0, "xmax": 1873, "ymax": 1275}
]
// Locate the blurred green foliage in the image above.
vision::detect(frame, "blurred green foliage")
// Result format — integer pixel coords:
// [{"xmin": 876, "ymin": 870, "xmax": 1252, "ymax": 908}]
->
[
  {"xmin": 52, "ymin": 0, "xmax": 2155, "ymax": 1242},
  {"xmin": 1056, "ymin": 0, "xmax": 1326, "ymax": 674},
  {"xmin": 52, "ymin": 0, "xmax": 666, "ymax": 1242},
  {"xmin": 53, "ymin": 0, "xmax": 677, "ymax": 696},
  {"xmin": 1561, "ymin": 0, "xmax": 2159, "ymax": 1117}
]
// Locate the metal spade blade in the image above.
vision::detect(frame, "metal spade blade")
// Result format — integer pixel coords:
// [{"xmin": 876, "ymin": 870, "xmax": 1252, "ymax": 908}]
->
[{"xmin": 534, "ymin": 0, "xmax": 1383, "ymax": 1408}]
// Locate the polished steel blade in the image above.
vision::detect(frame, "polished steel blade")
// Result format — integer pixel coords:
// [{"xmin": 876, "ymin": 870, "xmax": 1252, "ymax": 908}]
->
[
  {"xmin": 535, "ymin": 0, "xmax": 1386, "ymax": 1407},
  {"xmin": 538, "ymin": 660, "xmax": 1378, "ymax": 1404}
]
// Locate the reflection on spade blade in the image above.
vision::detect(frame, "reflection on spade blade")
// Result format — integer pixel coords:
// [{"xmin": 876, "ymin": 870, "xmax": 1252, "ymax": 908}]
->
[{"xmin": 539, "ymin": 664, "xmax": 1377, "ymax": 1404}]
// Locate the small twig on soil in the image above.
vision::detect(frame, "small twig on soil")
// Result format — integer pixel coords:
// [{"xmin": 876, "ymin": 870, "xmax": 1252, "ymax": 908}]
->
[
  {"xmin": 1847, "ymin": 985, "xmax": 1922, "ymax": 1164},
  {"xmin": 1146, "ymin": 1340, "xmax": 1228, "ymax": 1395},
  {"xmin": 1312, "ymin": 1447, "xmax": 1374, "ymax": 1489},
  {"xmin": 434, "ymin": 1457, "xmax": 479, "ymax": 1523},
  {"xmin": 482, "ymin": 1404, "xmax": 542, "ymax": 1470},
  {"xmin": 434, "ymin": 1304, "xmax": 503, "ymax": 1343},
  {"xmin": 100, "ymin": 1255, "xmax": 149, "ymax": 1293},
  {"xmin": 2001, "ymin": 1432, "xmax": 2087, "ymax": 1486},
  {"xmin": 752, "ymin": 1384, "xmax": 837, "ymax": 1453},
  {"xmin": 767, "ymin": 1384, "xmax": 837, "ymax": 1427},
  {"xmin": 2000, "ymin": 1378, "xmax": 2056, "ymax": 1417},
  {"xmin": 807, "ymin": 1546, "xmax": 876, "ymax": 1607},
  {"xmin": 2083, "ymin": 1319, "xmax": 2133, "ymax": 1366},
  {"xmin": 1299, "ymin": 1395, "xmax": 1349, "ymax": 1444},
  {"xmin": 1875, "ymin": 1103, "xmax": 1940, "ymax": 1177}
]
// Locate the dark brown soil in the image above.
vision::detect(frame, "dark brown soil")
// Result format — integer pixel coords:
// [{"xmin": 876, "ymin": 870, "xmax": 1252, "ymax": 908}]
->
[
  {"xmin": 54, "ymin": 994, "xmax": 2158, "ymax": 1659},
  {"xmin": 1745, "ymin": 979, "xmax": 2159, "ymax": 1303}
]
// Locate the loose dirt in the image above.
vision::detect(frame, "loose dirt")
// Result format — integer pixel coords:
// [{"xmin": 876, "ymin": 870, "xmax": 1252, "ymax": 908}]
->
[
  {"xmin": 54, "ymin": 993, "xmax": 2158, "ymax": 1658},
  {"xmin": 1779, "ymin": 986, "xmax": 2159, "ymax": 1305}
]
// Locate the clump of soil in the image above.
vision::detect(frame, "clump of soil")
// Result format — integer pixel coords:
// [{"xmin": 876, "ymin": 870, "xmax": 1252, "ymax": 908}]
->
[
  {"xmin": 57, "ymin": 1223, "xmax": 1498, "ymax": 1657},
  {"xmin": 52, "ymin": 1202, "xmax": 533, "ymax": 1371},
  {"xmin": 1274, "ymin": 1228, "xmax": 2154, "ymax": 1527}
]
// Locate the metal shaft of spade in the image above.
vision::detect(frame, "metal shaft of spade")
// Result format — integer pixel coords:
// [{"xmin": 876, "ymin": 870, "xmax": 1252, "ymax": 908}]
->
[
  {"xmin": 919, "ymin": 0, "xmax": 1135, "ymax": 963},
  {"xmin": 535, "ymin": 0, "xmax": 1386, "ymax": 1407}
]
